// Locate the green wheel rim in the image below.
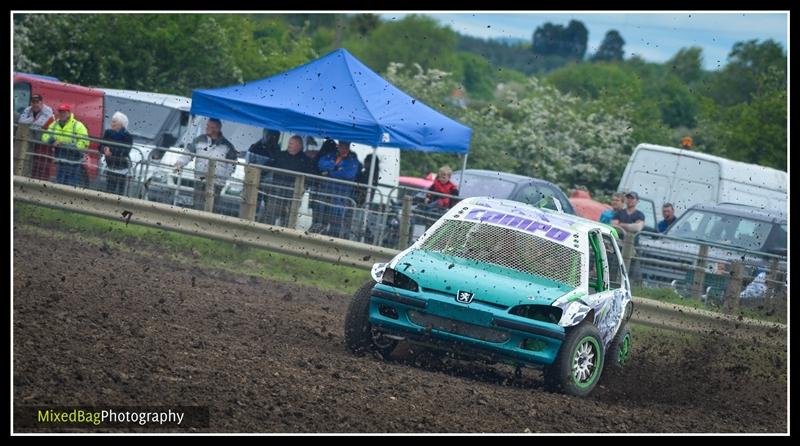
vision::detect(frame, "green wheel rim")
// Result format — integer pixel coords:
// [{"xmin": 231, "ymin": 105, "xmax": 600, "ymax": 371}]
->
[
  {"xmin": 572, "ymin": 336, "xmax": 602, "ymax": 389},
  {"xmin": 618, "ymin": 333, "xmax": 631, "ymax": 365}
]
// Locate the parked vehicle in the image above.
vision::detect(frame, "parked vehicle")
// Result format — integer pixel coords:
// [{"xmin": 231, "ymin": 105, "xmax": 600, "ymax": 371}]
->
[
  {"xmin": 14, "ymin": 72, "xmax": 104, "ymax": 140},
  {"xmin": 345, "ymin": 196, "xmax": 633, "ymax": 397},
  {"xmin": 399, "ymin": 174, "xmax": 434, "ymax": 190},
  {"xmin": 633, "ymin": 203, "xmax": 787, "ymax": 301},
  {"xmin": 569, "ymin": 189, "xmax": 610, "ymax": 222},
  {"xmin": 454, "ymin": 170, "xmax": 576, "ymax": 214},
  {"xmin": 618, "ymin": 143, "xmax": 787, "ymax": 216}
]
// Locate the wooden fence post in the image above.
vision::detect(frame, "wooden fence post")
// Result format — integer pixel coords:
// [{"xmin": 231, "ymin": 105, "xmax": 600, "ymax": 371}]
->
[
  {"xmin": 204, "ymin": 160, "xmax": 216, "ymax": 213},
  {"xmin": 691, "ymin": 244, "xmax": 709, "ymax": 299},
  {"xmin": 287, "ymin": 174, "xmax": 306, "ymax": 229},
  {"xmin": 239, "ymin": 165, "xmax": 260, "ymax": 221},
  {"xmin": 397, "ymin": 195, "xmax": 413, "ymax": 250},
  {"xmin": 724, "ymin": 261, "xmax": 744, "ymax": 313}
]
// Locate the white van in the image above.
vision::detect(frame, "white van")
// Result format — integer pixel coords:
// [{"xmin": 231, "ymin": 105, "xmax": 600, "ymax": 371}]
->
[
  {"xmin": 617, "ymin": 143, "xmax": 787, "ymax": 218},
  {"xmin": 102, "ymin": 89, "xmax": 262, "ymax": 160},
  {"xmin": 101, "ymin": 89, "xmax": 262, "ymax": 199}
]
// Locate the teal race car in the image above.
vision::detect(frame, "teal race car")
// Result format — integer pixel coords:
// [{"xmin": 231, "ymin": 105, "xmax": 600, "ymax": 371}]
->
[{"xmin": 345, "ymin": 197, "xmax": 633, "ymax": 397}]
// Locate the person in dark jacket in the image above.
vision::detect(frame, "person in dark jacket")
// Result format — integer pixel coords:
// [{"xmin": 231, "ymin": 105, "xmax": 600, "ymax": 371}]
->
[
  {"xmin": 355, "ymin": 153, "xmax": 381, "ymax": 206},
  {"xmin": 100, "ymin": 111, "xmax": 134, "ymax": 195},
  {"xmin": 309, "ymin": 138, "xmax": 339, "ymax": 230},
  {"xmin": 248, "ymin": 129, "xmax": 282, "ymax": 219},
  {"xmin": 263, "ymin": 135, "xmax": 315, "ymax": 226},
  {"xmin": 248, "ymin": 129, "xmax": 281, "ymax": 172}
]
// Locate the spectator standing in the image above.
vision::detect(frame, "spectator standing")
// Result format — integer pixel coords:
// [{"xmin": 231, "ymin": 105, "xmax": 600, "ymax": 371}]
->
[
  {"xmin": 263, "ymin": 135, "xmax": 315, "ymax": 226},
  {"xmin": 247, "ymin": 129, "xmax": 282, "ymax": 218},
  {"xmin": 611, "ymin": 191, "xmax": 646, "ymax": 236},
  {"xmin": 354, "ymin": 153, "xmax": 381, "ymax": 206},
  {"xmin": 100, "ymin": 112, "xmax": 134, "ymax": 195},
  {"xmin": 174, "ymin": 118, "xmax": 237, "ymax": 213},
  {"xmin": 248, "ymin": 129, "xmax": 281, "ymax": 172},
  {"xmin": 41, "ymin": 103, "xmax": 89, "ymax": 187},
  {"xmin": 599, "ymin": 192, "xmax": 625, "ymax": 225},
  {"xmin": 309, "ymin": 138, "xmax": 339, "ymax": 230},
  {"xmin": 19, "ymin": 94, "xmax": 55, "ymax": 180},
  {"xmin": 657, "ymin": 203, "xmax": 678, "ymax": 233},
  {"xmin": 18, "ymin": 93, "xmax": 54, "ymax": 128},
  {"xmin": 315, "ymin": 140, "xmax": 361, "ymax": 237}
]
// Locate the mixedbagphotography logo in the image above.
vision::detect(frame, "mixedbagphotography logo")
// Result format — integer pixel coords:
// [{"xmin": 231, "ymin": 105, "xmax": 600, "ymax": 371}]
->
[{"xmin": 16, "ymin": 406, "xmax": 210, "ymax": 429}]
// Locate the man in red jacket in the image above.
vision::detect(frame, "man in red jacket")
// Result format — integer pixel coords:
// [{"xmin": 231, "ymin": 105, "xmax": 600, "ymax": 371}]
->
[{"xmin": 425, "ymin": 165, "xmax": 459, "ymax": 208}]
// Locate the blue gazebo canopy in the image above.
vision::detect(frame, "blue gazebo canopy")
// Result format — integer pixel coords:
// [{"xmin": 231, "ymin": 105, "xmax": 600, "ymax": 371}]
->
[{"xmin": 191, "ymin": 48, "xmax": 472, "ymax": 154}]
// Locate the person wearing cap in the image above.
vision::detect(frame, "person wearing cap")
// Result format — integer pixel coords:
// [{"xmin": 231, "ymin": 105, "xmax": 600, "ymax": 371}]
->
[
  {"xmin": 41, "ymin": 103, "xmax": 89, "ymax": 187},
  {"xmin": 18, "ymin": 94, "xmax": 55, "ymax": 180},
  {"xmin": 19, "ymin": 94, "xmax": 54, "ymax": 129},
  {"xmin": 611, "ymin": 191, "xmax": 646, "ymax": 235},
  {"xmin": 174, "ymin": 118, "xmax": 237, "ymax": 212},
  {"xmin": 315, "ymin": 140, "xmax": 361, "ymax": 237}
]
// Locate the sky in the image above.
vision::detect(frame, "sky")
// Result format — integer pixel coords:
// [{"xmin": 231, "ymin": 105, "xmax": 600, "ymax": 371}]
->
[{"xmin": 378, "ymin": 12, "xmax": 788, "ymax": 71}]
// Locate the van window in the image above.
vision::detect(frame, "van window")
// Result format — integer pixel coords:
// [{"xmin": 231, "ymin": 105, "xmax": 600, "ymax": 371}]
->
[
  {"xmin": 670, "ymin": 209, "xmax": 773, "ymax": 250},
  {"xmin": 637, "ymin": 198, "xmax": 657, "ymax": 231},
  {"xmin": 763, "ymin": 224, "xmax": 787, "ymax": 253},
  {"xmin": 105, "ymin": 96, "xmax": 174, "ymax": 145},
  {"xmin": 14, "ymin": 82, "xmax": 31, "ymax": 116}
]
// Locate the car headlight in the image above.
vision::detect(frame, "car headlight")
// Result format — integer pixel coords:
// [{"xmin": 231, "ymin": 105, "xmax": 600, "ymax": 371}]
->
[{"xmin": 381, "ymin": 267, "xmax": 419, "ymax": 292}]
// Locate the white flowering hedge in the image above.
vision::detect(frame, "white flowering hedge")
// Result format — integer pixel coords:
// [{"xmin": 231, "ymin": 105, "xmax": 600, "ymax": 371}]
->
[{"xmin": 387, "ymin": 63, "xmax": 635, "ymax": 196}]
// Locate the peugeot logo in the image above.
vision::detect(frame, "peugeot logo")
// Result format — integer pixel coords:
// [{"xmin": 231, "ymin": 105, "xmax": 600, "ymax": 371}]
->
[{"xmin": 456, "ymin": 290, "xmax": 474, "ymax": 304}]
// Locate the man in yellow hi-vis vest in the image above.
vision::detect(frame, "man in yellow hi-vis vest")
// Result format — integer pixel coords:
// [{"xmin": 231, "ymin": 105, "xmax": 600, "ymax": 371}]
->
[{"xmin": 41, "ymin": 103, "xmax": 89, "ymax": 186}]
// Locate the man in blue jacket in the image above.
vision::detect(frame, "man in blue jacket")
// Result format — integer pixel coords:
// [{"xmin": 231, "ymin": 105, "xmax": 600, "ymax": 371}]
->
[{"xmin": 315, "ymin": 140, "xmax": 361, "ymax": 238}]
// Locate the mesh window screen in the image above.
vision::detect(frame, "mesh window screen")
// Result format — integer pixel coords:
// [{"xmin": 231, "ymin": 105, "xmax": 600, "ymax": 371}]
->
[{"xmin": 420, "ymin": 220, "xmax": 583, "ymax": 288}]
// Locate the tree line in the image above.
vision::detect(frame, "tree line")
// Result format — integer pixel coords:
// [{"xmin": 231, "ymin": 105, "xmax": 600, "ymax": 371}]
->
[{"xmin": 13, "ymin": 13, "xmax": 787, "ymax": 196}]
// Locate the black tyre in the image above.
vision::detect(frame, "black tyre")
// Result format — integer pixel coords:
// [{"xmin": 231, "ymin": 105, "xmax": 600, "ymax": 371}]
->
[
  {"xmin": 343, "ymin": 279, "xmax": 397, "ymax": 358},
  {"xmin": 606, "ymin": 323, "xmax": 632, "ymax": 372},
  {"xmin": 544, "ymin": 322, "xmax": 605, "ymax": 397}
]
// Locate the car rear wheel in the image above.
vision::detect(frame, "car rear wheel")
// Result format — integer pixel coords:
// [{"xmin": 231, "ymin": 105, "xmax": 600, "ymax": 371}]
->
[
  {"xmin": 606, "ymin": 323, "xmax": 631, "ymax": 372},
  {"xmin": 344, "ymin": 279, "xmax": 397, "ymax": 358},
  {"xmin": 544, "ymin": 322, "xmax": 604, "ymax": 397}
]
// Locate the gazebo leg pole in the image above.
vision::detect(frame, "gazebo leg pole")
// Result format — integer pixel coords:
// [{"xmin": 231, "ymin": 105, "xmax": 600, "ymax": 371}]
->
[
  {"xmin": 459, "ymin": 153, "xmax": 468, "ymax": 187},
  {"xmin": 361, "ymin": 146, "xmax": 378, "ymax": 243}
]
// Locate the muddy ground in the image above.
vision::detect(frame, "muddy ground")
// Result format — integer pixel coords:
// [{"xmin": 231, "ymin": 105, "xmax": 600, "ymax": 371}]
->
[{"xmin": 13, "ymin": 227, "xmax": 787, "ymax": 433}]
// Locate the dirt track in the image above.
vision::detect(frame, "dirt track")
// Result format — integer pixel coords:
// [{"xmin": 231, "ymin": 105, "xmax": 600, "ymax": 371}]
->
[{"xmin": 13, "ymin": 227, "xmax": 787, "ymax": 433}]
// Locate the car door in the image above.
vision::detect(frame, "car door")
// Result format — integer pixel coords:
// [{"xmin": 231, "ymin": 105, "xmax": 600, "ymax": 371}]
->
[{"xmin": 584, "ymin": 231, "xmax": 630, "ymax": 346}]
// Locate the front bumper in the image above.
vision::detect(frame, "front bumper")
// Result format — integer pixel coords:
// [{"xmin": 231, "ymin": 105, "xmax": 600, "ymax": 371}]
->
[{"xmin": 369, "ymin": 283, "xmax": 564, "ymax": 367}]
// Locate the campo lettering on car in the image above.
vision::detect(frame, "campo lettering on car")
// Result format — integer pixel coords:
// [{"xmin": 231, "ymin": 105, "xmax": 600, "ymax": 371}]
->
[{"xmin": 464, "ymin": 208, "xmax": 571, "ymax": 242}]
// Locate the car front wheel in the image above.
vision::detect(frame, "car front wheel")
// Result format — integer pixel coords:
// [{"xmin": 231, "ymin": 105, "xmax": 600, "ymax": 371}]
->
[
  {"xmin": 344, "ymin": 279, "xmax": 397, "ymax": 358},
  {"xmin": 544, "ymin": 322, "xmax": 605, "ymax": 397}
]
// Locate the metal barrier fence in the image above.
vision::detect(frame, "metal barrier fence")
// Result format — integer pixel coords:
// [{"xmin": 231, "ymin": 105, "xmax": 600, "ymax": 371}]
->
[
  {"xmin": 619, "ymin": 229, "xmax": 787, "ymax": 316},
  {"xmin": 19, "ymin": 123, "xmax": 781, "ymax": 317},
  {"xmin": 13, "ymin": 123, "xmax": 459, "ymax": 251},
  {"xmin": 14, "ymin": 176, "xmax": 786, "ymax": 335}
]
